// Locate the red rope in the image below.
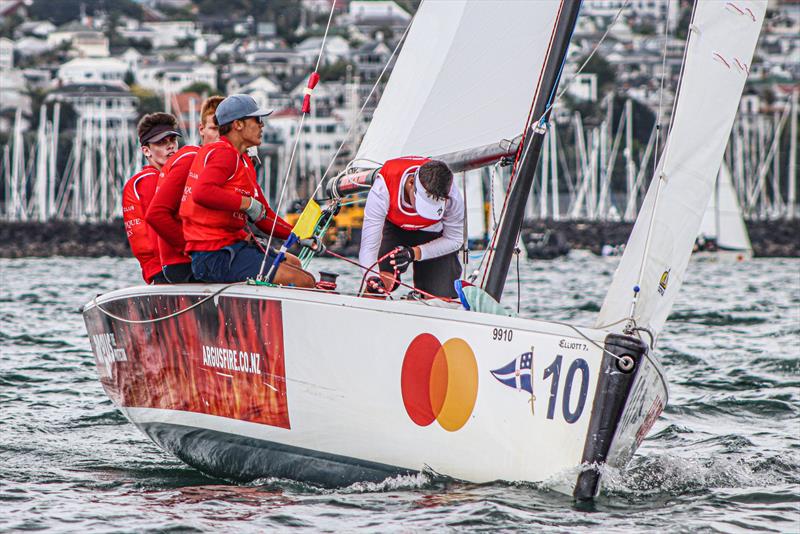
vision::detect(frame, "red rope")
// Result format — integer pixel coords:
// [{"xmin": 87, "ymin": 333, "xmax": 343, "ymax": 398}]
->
[{"xmin": 323, "ymin": 249, "xmax": 457, "ymax": 303}]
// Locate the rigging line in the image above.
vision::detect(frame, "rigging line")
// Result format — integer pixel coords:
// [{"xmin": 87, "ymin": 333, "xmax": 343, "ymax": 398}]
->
[
  {"xmin": 90, "ymin": 282, "xmax": 247, "ymax": 324},
  {"xmin": 536, "ymin": 0, "xmax": 632, "ymax": 126},
  {"xmin": 323, "ymin": 248, "xmax": 456, "ymax": 303},
  {"xmin": 480, "ymin": 0, "xmax": 576, "ymax": 288},
  {"xmin": 259, "ymin": 0, "xmax": 338, "ymax": 277},
  {"xmin": 651, "ymin": 0, "xmax": 673, "ymax": 178},
  {"xmin": 469, "ymin": 161, "xmax": 502, "ymax": 281},
  {"xmin": 259, "ymin": 112, "xmax": 308, "ymax": 279},
  {"xmin": 630, "ymin": 0, "xmax": 694, "ymax": 329},
  {"xmin": 311, "ymin": 14, "xmax": 416, "ymax": 198},
  {"xmin": 549, "ymin": 317, "xmax": 666, "ymax": 396},
  {"xmin": 313, "ymin": 0, "xmax": 337, "ymax": 73}
]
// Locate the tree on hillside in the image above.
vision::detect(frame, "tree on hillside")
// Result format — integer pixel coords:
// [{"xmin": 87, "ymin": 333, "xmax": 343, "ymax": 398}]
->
[
  {"xmin": 580, "ymin": 52, "xmax": 617, "ymax": 97},
  {"xmin": 181, "ymin": 82, "xmax": 220, "ymax": 96},
  {"xmin": 130, "ymin": 85, "xmax": 163, "ymax": 118}
]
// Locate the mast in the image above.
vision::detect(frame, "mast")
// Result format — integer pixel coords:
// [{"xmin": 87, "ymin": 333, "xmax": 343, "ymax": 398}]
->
[{"xmin": 483, "ymin": 0, "xmax": 582, "ymax": 301}]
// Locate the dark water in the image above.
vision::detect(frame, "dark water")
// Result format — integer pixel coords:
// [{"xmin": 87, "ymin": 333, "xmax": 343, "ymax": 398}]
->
[{"xmin": 1, "ymin": 255, "xmax": 798, "ymax": 532}]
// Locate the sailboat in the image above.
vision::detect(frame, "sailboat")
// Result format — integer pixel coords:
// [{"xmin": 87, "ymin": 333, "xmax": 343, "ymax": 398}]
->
[
  {"xmin": 82, "ymin": 0, "xmax": 766, "ymax": 500},
  {"xmin": 696, "ymin": 162, "xmax": 753, "ymax": 260}
]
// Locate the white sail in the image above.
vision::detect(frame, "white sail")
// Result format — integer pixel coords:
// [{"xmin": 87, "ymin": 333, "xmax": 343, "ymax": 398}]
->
[
  {"xmin": 697, "ymin": 162, "xmax": 752, "ymax": 254},
  {"xmin": 596, "ymin": 0, "xmax": 766, "ymax": 340},
  {"xmin": 463, "ymin": 169, "xmax": 486, "ymax": 242},
  {"xmin": 354, "ymin": 0, "xmax": 561, "ymax": 167}
]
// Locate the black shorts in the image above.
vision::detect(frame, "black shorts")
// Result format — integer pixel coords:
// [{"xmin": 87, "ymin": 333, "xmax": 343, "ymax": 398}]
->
[
  {"xmin": 378, "ymin": 221, "xmax": 461, "ymax": 298},
  {"xmin": 162, "ymin": 262, "xmax": 196, "ymax": 284}
]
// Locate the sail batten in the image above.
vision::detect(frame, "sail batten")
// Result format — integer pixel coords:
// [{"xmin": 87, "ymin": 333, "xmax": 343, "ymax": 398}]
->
[
  {"xmin": 354, "ymin": 0, "xmax": 562, "ymax": 167},
  {"xmin": 596, "ymin": 0, "xmax": 767, "ymax": 340}
]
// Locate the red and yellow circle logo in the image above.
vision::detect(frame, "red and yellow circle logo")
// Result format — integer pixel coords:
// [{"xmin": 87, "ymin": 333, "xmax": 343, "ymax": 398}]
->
[{"xmin": 400, "ymin": 333, "xmax": 478, "ymax": 432}]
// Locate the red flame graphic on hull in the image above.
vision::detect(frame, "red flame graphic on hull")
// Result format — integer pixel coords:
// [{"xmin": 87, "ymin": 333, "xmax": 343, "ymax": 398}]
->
[{"xmin": 84, "ymin": 294, "xmax": 290, "ymax": 428}]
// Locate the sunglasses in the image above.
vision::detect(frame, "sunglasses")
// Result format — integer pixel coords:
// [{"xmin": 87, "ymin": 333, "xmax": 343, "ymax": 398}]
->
[{"xmin": 245, "ymin": 116, "xmax": 264, "ymax": 125}]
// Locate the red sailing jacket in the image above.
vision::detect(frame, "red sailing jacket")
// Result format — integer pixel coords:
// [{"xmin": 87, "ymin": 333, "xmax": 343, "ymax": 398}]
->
[
  {"xmin": 179, "ymin": 136, "xmax": 292, "ymax": 252},
  {"xmin": 122, "ymin": 165, "xmax": 162, "ymax": 283},
  {"xmin": 381, "ymin": 156, "xmax": 440, "ymax": 230},
  {"xmin": 146, "ymin": 145, "xmax": 198, "ymax": 267}
]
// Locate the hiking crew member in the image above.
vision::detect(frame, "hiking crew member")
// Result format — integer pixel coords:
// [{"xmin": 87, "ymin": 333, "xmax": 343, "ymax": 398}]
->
[
  {"xmin": 359, "ymin": 157, "xmax": 464, "ymax": 298},
  {"xmin": 146, "ymin": 96, "xmax": 224, "ymax": 283},
  {"xmin": 122, "ymin": 113, "xmax": 180, "ymax": 284},
  {"xmin": 179, "ymin": 94, "xmax": 315, "ymax": 287}
]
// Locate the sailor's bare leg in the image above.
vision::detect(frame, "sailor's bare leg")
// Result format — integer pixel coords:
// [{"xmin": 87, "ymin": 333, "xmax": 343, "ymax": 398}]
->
[
  {"xmin": 284, "ymin": 252, "xmax": 302, "ymax": 268},
  {"xmin": 272, "ymin": 262, "xmax": 315, "ymax": 288}
]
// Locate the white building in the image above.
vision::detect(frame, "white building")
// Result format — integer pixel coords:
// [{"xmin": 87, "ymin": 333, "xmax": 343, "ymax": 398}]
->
[
  {"xmin": 57, "ymin": 57, "xmax": 129, "ymax": 85},
  {"xmin": 13, "ymin": 36, "xmax": 52, "ymax": 58},
  {"xmin": 47, "ymin": 81, "xmax": 139, "ymax": 131},
  {"xmin": 581, "ymin": 0, "xmax": 680, "ymax": 30},
  {"xmin": 226, "ymin": 74, "xmax": 281, "ymax": 100},
  {"xmin": 346, "ymin": 1, "xmax": 411, "ymax": 33},
  {"xmin": 70, "ymin": 31, "xmax": 109, "ymax": 58},
  {"xmin": 13, "ymin": 20, "xmax": 56, "ymax": 39},
  {"xmin": 295, "ymin": 35, "xmax": 350, "ymax": 66},
  {"xmin": 143, "ymin": 20, "xmax": 198, "ymax": 48},
  {"xmin": 137, "ymin": 61, "xmax": 216, "ymax": 95},
  {"xmin": 568, "ymin": 73, "xmax": 598, "ymax": 102},
  {"xmin": 47, "ymin": 21, "xmax": 93, "ymax": 48},
  {"xmin": 0, "ymin": 36, "xmax": 13, "ymax": 71}
]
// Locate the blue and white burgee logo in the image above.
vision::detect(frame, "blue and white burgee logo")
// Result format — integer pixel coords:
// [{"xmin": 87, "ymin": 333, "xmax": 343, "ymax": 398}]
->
[{"xmin": 490, "ymin": 352, "xmax": 533, "ymax": 394}]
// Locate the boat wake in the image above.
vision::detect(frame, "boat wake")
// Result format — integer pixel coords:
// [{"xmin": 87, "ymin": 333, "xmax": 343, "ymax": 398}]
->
[{"xmin": 599, "ymin": 450, "xmax": 797, "ymax": 498}]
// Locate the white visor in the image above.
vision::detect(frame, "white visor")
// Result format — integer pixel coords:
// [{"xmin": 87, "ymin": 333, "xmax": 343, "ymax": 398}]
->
[{"xmin": 414, "ymin": 175, "xmax": 446, "ymax": 220}]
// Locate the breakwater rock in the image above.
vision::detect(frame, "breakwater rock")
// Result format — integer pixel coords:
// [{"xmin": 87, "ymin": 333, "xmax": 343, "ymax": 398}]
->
[
  {"xmin": 0, "ymin": 218, "xmax": 796, "ymax": 259},
  {"xmin": 0, "ymin": 220, "xmax": 129, "ymax": 258},
  {"xmin": 521, "ymin": 219, "xmax": 799, "ymax": 257}
]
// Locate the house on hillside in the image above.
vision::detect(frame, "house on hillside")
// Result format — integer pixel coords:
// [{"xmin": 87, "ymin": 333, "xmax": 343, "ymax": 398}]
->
[
  {"xmin": 295, "ymin": 35, "xmax": 350, "ymax": 66},
  {"xmin": 46, "ymin": 81, "xmax": 139, "ymax": 132},
  {"xmin": 226, "ymin": 73, "xmax": 282, "ymax": 106},
  {"xmin": 137, "ymin": 61, "xmax": 216, "ymax": 95},
  {"xmin": 0, "ymin": 37, "xmax": 12, "ymax": 71},
  {"xmin": 353, "ymin": 39, "xmax": 393, "ymax": 81},
  {"xmin": 13, "ymin": 20, "xmax": 56, "ymax": 39},
  {"xmin": 246, "ymin": 47, "xmax": 307, "ymax": 79},
  {"xmin": 0, "ymin": 68, "xmax": 31, "ymax": 133},
  {"xmin": 70, "ymin": 31, "xmax": 110, "ymax": 58},
  {"xmin": 48, "ymin": 21, "xmax": 93, "ymax": 48},
  {"xmin": 344, "ymin": 1, "xmax": 411, "ymax": 36},
  {"xmin": 168, "ymin": 91, "xmax": 205, "ymax": 136},
  {"xmin": 0, "ymin": 0, "xmax": 30, "ymax": 23},
  {"xmin": 13, "ymin": 36, "xmax": 53, "ymax": 59},
  {"xmin": 58, "ymin": 57, "xmax": 129, "ymax": 85}
]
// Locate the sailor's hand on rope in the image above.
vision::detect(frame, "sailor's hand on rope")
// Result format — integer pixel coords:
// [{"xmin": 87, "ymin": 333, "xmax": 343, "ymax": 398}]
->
[
  {"xmin": 243, "ymin": 197, "xmax": 266, "ymax": 222},
  {"xmin": 364, "ymin": 276, "xmax": 386, "ymax": 295},
  {"xmin": 299, "ymin": 235, "xmax": 325, "ymax": 254},
  {"xmin": 389, "ymin": 245, "xmax": 414, "ymax": 273}
]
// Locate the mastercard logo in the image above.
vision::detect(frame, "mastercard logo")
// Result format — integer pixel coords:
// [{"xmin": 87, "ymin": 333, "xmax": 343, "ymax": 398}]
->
[{"xmin": 400, "ymin": 333, "xmax": 478, "ymax": 432}]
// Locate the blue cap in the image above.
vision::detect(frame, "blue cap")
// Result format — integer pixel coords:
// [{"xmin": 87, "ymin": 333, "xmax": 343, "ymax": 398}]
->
[{"xmin": 215, "ymin": 94, "xmax": 273, "ymax": 126}]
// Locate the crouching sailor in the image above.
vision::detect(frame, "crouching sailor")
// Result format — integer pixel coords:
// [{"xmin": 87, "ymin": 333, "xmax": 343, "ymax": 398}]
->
[
  {"xmin": 359, "ymin": 157, "xmax": 464, "ymax": 298},
  {"xmin": 122, "ymin": 113, "xmax": 180, "ymax": 284},
  {"xmin": 179, "ymin": 94, "xmax": 315, "ymax": 287}
]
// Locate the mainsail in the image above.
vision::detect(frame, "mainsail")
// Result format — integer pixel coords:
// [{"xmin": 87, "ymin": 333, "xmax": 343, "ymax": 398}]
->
[
  {"xmin": 698, "ymin": 162, "xmax": 752, "ymax": 254},
  {"xmin": 596, "ymin": 0, "xmax": 767, "ymax": 341},
  {"xmin": 353, "ymin": 0, "xmax": 562, "ymax": 170}
]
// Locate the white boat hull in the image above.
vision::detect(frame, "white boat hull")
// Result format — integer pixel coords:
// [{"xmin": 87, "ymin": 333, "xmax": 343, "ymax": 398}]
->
[{"xmin": 83, "ymin": 284, "xmax": 667, "ymax": 499}]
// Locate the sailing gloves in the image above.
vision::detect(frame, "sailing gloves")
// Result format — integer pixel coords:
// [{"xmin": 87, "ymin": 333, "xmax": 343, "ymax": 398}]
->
[
  {"xmin": 365, "ymin": 276, "xmax": 386, "ymax": 295},
  {"xmin": 389, "ymin": 245, "xmax": 415, "ymax": 273},
  {"xmin": 299, "ymin": 235, "xmax": 325, "ymax": 254},
  {"xmin": 243, "ymin": 197, "xmax": 266, "ymax": 222}
]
